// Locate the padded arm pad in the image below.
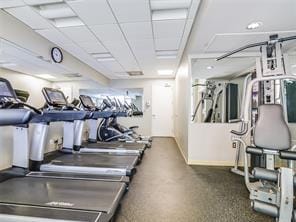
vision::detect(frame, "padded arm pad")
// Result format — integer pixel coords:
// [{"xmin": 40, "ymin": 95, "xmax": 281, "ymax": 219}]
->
[
  {"xmin": 252, "ymin": 167, "xmax": 277, "ymax": 182},
  {"xmin": 246, "ymin": 146, "xmax": 263, "ymax": 155},
  {"xmin": 279, "ymin": 151, "xmax": 296, "ymax": 160},
  {"xmin": 129, "ymin": 126, "xmax": 139, "ymax": 129},
  {"xmin": 253, "ymin": 167, "xmax": 296, "ymax": 187}
]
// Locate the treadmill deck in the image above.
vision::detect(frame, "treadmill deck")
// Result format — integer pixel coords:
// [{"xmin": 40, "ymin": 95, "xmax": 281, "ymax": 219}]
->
[
  {"xmin": 52, "ymin": 153, "xmax": 139, "ymax": 168},
  {"xmin": 0, "ymin": 204, "xmax": 101, "ymax": 221},
  {"xmin": 85, "ymin": 141, "xmax": 146, "ymax": 151},
  {"xmin": 0, "ymin": 177, "xmax": 126, "ymax": 213}
]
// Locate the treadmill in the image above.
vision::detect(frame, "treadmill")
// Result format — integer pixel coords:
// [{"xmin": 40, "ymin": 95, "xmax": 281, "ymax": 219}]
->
[
  {"xmin": 29, "ymin": 87, "xmax": 139, "ymax": 177},
  {"xmin": 0, "ymin": 78, "xmax": 126, "ymax": 221},
  {"xmin": 73, "ymin": 95, "xmax": 145, "ymax": 158}
]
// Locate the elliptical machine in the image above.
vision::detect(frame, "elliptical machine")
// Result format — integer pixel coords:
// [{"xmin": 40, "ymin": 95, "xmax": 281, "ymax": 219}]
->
[
  {"xmin": 218, "ymin": 34, "xmax": 296, "ymax": 221},
  {"xmin": 98, "ymin": 98, "xmax": 152, "ymax": 147},
  {"xmin": 110, "ymin": 97, "xmax": 152, "ymax": 144}
]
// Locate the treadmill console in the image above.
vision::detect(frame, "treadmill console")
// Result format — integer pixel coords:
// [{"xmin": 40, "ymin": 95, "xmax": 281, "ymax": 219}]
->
[
  {"xmin": 0, "ymin": 78, "xmax": 18, "ymax": 107},
  {"xmin": 80, "ymin": 95, "xmax": 95, "ymax": 109},
  {"xmin": 42, "ymin": 88, "xmax": 68, "ymax": 107}
]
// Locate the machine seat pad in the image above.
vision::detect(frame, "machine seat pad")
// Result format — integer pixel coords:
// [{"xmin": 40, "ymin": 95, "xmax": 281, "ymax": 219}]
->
[{"xmin": 279, "ymin": 150, "xmax": 296, "ymax": 160}]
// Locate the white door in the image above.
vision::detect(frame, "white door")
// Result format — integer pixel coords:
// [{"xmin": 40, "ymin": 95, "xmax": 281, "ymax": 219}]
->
[{"xmin": 152, "ymin": 85, "xmax": 174, "ymax": 137}]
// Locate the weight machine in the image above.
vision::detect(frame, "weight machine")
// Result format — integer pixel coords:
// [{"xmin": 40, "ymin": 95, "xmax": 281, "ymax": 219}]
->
[{"xmin": 218, "ymin": 34, "xmax": 296, "ymax": 222}]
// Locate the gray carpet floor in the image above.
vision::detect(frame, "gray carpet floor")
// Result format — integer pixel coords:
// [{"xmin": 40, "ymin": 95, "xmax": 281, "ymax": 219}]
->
[{"xmin": 115, "ymin": 137, "xmax": 273, "ymax": 222}]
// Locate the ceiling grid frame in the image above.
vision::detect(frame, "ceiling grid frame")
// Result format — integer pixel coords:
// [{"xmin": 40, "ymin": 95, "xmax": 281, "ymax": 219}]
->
[
  {"xmin": 105, "ymin": 0, "xmax": 143, "ymax": 73},
  {"xmin": 64, "ymin": 2, "xmax": 127, "ymax": 76}
]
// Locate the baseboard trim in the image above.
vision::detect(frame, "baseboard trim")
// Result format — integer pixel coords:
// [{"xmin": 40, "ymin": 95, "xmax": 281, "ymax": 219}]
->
[
  {"xmin": 174, "ymin": 138, "xmax": 188, "ymax": 164},
  {"xmin": 187, "ymin": 160, "xmax": 234, "ymax": 166}
]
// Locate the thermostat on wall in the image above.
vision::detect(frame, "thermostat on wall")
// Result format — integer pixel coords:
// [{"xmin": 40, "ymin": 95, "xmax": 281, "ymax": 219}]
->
[{"xmin": 51, "ymin": 47, "xmax": 63, "ymax": 63}]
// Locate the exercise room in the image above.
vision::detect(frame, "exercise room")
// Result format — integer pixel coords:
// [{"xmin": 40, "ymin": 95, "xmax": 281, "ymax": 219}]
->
[{"xmin": 0, "ymin": 0, "xmax": 295, "ymax": 221}]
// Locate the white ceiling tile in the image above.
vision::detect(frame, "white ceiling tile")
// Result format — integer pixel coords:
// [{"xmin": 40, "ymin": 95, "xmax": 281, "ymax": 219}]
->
[
  {"xmin": 67, "ymin": 0, "xmax": 116, "ymax": 25},
  {"xmin": 108, "ymin": 0, "xmax": 150, "ymax": 23},
  {"xmin": 5, "ymin": 6, "xmax": 53, "ymax": 29},
  {"xmin": 79, "ymin": 42, "xmax": 108, "ymax": 54},
  {"xmin": 128, "ymin": 39, "xmax": 155, "ymax": 52},
  {"xmin": 155, "ymin": 38, "xmax": 181, "ymax": 50},
  {"xmin": 101, "ymin": 60, "xmax": 125, "ymax": 72},
  {"xmin": 120, "ymin": 22, "xmax": 153, "ymax": 40},
  {"xmin": 36, "ymin": 28, "xmax": 71, "ymax": 45},
  {"xmin": 153, "ymin": 19, "xmax": 186, "ymax": 39},
  {"xmin": 90, "ymin": 24, "xmax": 125, "ymax": 42},
  {"xmin": 103, "ymin": 40, "xmax": 140, "ymax": 71},
  {"xmin": 59, "ymin": 26, "xmax": 98, "ymax": 43},
  {"xmin": 0, "ymin": 0, "xmax": 25, "ymax": 8},
  {"xmin": 61, "ymin": 43, "xmax": 115, "ymax": 78}
]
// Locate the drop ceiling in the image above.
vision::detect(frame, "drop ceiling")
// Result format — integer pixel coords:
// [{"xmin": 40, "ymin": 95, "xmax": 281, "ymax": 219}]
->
[{"xmin": 0, "ymin": 0, "xmax": 200, "ymax": 79}]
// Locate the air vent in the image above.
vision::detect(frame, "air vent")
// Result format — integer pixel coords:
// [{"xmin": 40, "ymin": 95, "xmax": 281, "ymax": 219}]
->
[
  {"xmin": 92, "ymin": 53, "xmax": 115, "ymax": 61},
  {"xmin": 156, "ymin": 50, "xmax": 178, "ymax": 59},
  {"xmin": 64, "ymin": 73, "xmax": 82, "ymax": 78},
  {"xmin": 127, "ymin": 71, "xmax": 144, "ymax": 76}
]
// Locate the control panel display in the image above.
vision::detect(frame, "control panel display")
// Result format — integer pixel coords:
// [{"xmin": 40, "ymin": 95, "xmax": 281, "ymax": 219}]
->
[
  {"xmin": 0, "ymin": 81, "xmax": 13, "ymax": 97},
  {"xmin": 80, "ymin": 95, "xmax": 95, "ymax": 108},
  {"xmin": 43, "ymin": 88, "xmax": 67, "ymax": 106}
]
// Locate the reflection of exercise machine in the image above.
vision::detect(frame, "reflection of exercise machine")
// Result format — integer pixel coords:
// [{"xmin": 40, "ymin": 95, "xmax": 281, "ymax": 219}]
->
[
  {"xmin": 192, "ymin": 81, "xmax": 238, "ymax": 123},
  {"xmin": 108, "ymin": 97, "xmax": 152, "ymax": 145},
  {"xmin": 219, "ymin": 34, "xmax": 296, "ymax": 222},
  {"xmin": 192, "ymin": 81, "xmax": 216, "ymax": 122}
]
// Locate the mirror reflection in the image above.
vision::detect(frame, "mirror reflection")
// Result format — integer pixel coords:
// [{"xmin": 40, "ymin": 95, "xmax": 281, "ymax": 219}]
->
[{"xmin": 79, "ymin": 88, "xmax": 144, "ymax": 117}]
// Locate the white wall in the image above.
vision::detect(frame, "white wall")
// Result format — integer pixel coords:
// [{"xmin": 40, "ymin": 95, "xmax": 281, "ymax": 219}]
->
[
  {"xmin": 0, "ymin": 10, "xmax": 109, "ymax": 85},
  {"xmin": 188, "ymin": 123, "xmax": 240, "ymax": 165},
  {"xmin": 0, "ymin": 69, "xmax": 63, "ymax": 169},
  {"xmin": 174, "ymin": 59, "xmax": 191, "ymax": 162},
  {"xmin": 110, "ymin": 79, "xmax": 175, "ymax": 136}
]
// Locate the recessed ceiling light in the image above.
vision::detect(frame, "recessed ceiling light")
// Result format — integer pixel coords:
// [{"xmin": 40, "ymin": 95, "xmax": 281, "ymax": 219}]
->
[
  {"xmin": 207, "ymin": 66, "xmax": 214, "ymax": 70},
  {"xmin": 150, "ymin": 0, "xmax": 191, "ymax": 10},
  {"xmin": 53, "ymin": 17, "xmax": 84, "ymax": 27},
  {"xmin": 36, "ymin": 74, "xmax": 56, "ymax": 79},
  {"xmin": 156, "ymin": 50, "xmax": 178, "ymax": 59},
  {"xmin": 38, "ymin": 3, "xmax": 75, "ymax": 19},
  {"xmin": 152, "ymin": 9, "xmax": 188, "ymax": 21},
  {"xmin": 246, "ymin": 21, "xmax": 263, "ymax": 30},
  {"xmin": 158, "ymin": 69, "xmax": 174, "ymax": 75}
]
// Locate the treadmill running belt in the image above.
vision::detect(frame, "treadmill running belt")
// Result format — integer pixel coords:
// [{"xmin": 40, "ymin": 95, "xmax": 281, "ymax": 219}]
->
[
  {"xmin": 52, "ymin": 153, "xmax": 138, "ymax": 168},
  {"xmin": 86, "ymin": 142, "xmax": 145, "ymax": 150},
  {"xmin": 0, "ymin": 204, "xmax": 101, "ymax": 221},
  {"xmin": 0, "ymin": 177, "xmax": 125, "ymax": 213}
]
